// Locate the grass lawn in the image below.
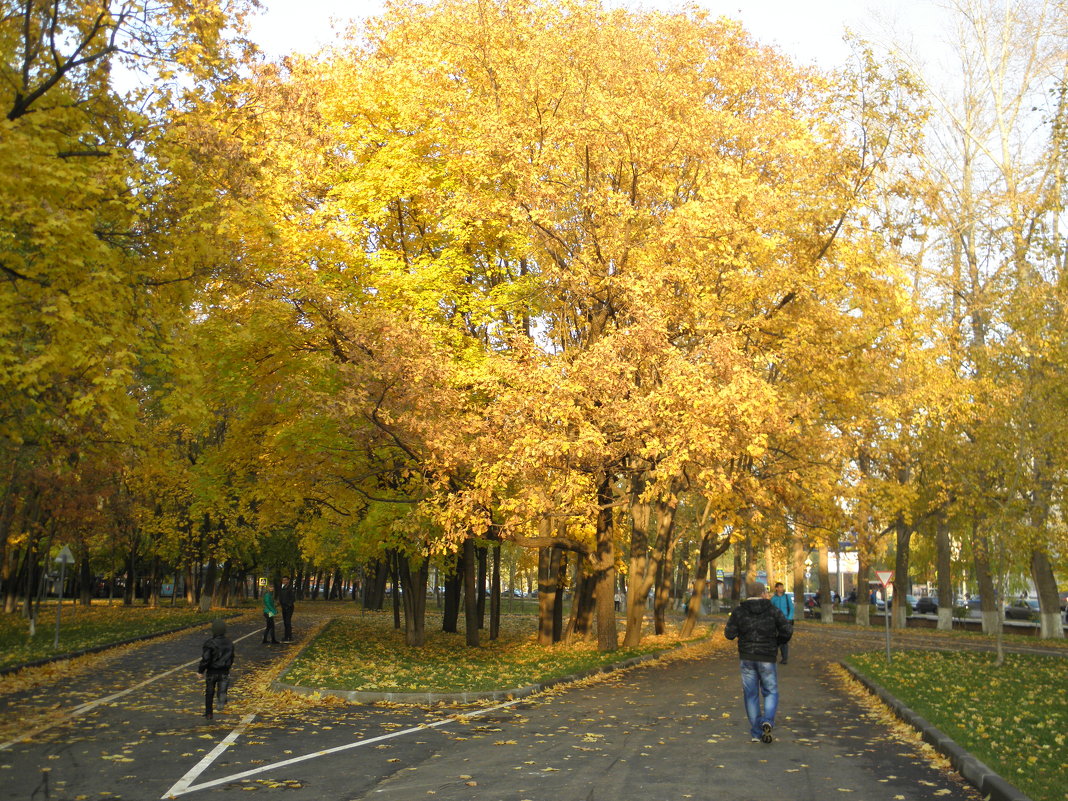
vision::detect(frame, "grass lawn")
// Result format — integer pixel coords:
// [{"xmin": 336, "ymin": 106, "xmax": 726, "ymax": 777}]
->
[
  {"xmin": 281, "ymin": 609, "xmax": 713, "ymax": 694},
  {"xmin": 847, "ymin": 650, "xmax": 1067, "ymax": 801},
  {"xmin": 0, "ymin": 603, "xmax": 226, "ymax": 671}
]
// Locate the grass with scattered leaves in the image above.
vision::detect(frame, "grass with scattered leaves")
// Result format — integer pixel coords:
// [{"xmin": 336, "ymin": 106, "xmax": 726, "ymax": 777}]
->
[
  {"xmin": 0, "ymin": 603, "xmax": 223, "ymax": 671},
  {"xmin": 848, "ymin": 650, "xmax": 1067, "ymax": 801},
  {"xmin": 282, "ymin": 611, "xmax": 713, "ymax": 693}
]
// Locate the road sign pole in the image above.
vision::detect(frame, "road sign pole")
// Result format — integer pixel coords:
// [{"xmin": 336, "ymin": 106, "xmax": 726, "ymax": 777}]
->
[
  {"xmin": 874, "ymin": 570, "xmax": 894, "ymax": 664},
  {"xmin": 884, "ymin": 584, "xmax": 892, "ymax": 664}
]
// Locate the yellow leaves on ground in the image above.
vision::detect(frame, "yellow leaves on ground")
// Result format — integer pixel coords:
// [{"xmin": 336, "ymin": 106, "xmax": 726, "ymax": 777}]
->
[
  {"xmin": 845, "ymin": 651, "xmax": 1067, "ymax": 801},
  {"xmin": 281, "ymin": 610, "xmax": 717, "ymax": 695}
]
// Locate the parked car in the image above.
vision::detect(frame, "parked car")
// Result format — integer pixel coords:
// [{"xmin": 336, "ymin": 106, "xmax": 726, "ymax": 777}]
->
[
  {"xmin": 1004, "ymin": 599, "xmax": 1039, "ymax": 621},
  {"xmin": 913, "ymin": 596, "xmax": 938, "ymax": 614},
  {"xmin": 882, "ymin": 594, "xmax": 917, "ymax": 612}
]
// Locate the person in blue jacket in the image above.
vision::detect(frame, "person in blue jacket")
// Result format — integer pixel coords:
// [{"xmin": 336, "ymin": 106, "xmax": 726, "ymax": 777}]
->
[{"xmin": 770, "ymin": 582, "xmax": 794, "ymax": 664}]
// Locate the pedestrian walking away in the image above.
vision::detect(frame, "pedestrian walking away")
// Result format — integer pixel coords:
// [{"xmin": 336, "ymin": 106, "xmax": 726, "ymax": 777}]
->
[
  {"xmin": 197, "ymin": 618, "xmax": 234, "ymax": 720},
  {"xmin": 769, "ymin": 581, "xmax": 794, "ymax": 664},
  {"xmin": 262, "ymin": 584, "xmax": 280, "ymax": 644},
  {"xmin": 280, "ymin": 575, "xmax": 296, "ymax": 642},
  {"xmin": 724, "ymin": 580, "xmax": 793, "ymax": 743}
]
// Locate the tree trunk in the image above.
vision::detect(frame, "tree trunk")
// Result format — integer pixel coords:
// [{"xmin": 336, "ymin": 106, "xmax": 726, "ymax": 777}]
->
[
  {"xmin": 124, "ymin": 537, "xmax": 138, "ymax": 607},
  {"xmin": 593, "ymin": 474, "xmax": 618, "ymax": 652},
  {"xmin": 216, "ymin": 560, "xmax": 233, "ymax": 607},
  {"xmin": 387, "ymin": 555, "xmax": 400, "ymax": 629},
  {"xmin": 973, "ymin": 529, "xmax": 1000, "ymax": 636},
  {"xmin": 623, "ymin": 475, "xmax": 651, "ymax": 647},
  {"xmin": 791, "ymin": 533, "xmax": 805, "ymax": 622},
  {"xmin": 476, "ymin": 545, "xmax": 488, "ymax": 630},
  {"xmin": 463, "ymin": 538, "xmax": 479, "ymax": 647},
  {"xmin": 148, "ymin": 553, "xmax": 160, "ymax": 609},
  {"xmin": 489, "ymin": 544, "xmax": 501, "ymax": 641},
  {"xmin": 818, "ymin": 546, "xmax": 833, "ymax": 623},
  {"xmin": 653, "ymin": 545, "xmax": 670, "ymax": 635},
  {"xmin": 741, "ymin": 532, "xmax": 754, "ymax": 592},
  {"xmin": 892, "ymin": 518, "xmax": 911, "ymax": 629},
  {"xmin": 681, "ymin": 530, "xmax": 730, "ymax": 637},
  {"xmin": 78, "ymin": 550, "xmax": 93, "ymax": 607},
  {"xmin": 854, "ymin": 546, "xmax": 870, "ymax": 627},
  {"xmin": 553, "ymin": 549, "xmax": 567, "ymax": 643},
  {"xmin": 365, "ymin": 559, "xmax": 388, "ymax": 610},
  {"xmin": 567, "ymin": 566, "xmax": 596, "ymax": 641},
  {"xmin": 442, "ymin": 550, "xmax": 462, "ymax": 633},
  {"xmin": 935, "ymin": 518, "xmax": 954, "ymax": 631},
  {"xmin": 200, "ymin": 558, "xmax": 217, "ymax": 612},
  {"xmin": 1030, "ymin": 548, "xmax": 1064, "ymax": 639},
  {"xmin": 623, "ymin": 489, "xmax": 677, "ymax": 645},
  {"xmin": 397, "ymin": 554, "xmax": 429, "ymax": 646},
  {"xmin": 537, "ymin": 542, "xmax": 555, "ymax": 646},
  {"xmin": 730, "ymin": 548, "xmax": 742, "ymax": 604}
]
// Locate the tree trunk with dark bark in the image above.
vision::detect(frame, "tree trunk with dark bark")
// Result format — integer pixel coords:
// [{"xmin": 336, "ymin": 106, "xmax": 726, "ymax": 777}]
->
[{"xmin": 463, "ymin": 538, "xmax": 480, "ymax": 647}]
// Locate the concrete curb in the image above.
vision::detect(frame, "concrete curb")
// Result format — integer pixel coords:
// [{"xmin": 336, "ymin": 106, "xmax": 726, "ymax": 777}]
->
[
  {"xmin": 840, "ymin": 662, "xmax": 1034, "ymax": 801},
  {"xmin": 272, "ymin": 649, "xmax": 669, "ymax": 705}
]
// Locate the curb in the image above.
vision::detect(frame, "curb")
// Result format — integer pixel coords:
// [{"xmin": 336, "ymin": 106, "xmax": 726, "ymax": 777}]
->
[
  {"xmin": 272, "ymin": 649, "xmax": 671, "ymax": 705},
  {"xmin": 840, "ymin": 662, "xmax": 1034, "ymax": 801},
  {"xmin": 0, "ymin": 613, "xmax": 244, "ymax": 678}
]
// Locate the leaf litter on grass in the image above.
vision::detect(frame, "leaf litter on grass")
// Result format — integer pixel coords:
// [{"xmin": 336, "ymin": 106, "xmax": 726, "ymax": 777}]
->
[
  {"xmin": 281, "ymin": 611, "xmax": 717, "ymax": 695},
  {"xmin": 845, "ymin": 650, "xmax": 1067, "ymax": 801}
]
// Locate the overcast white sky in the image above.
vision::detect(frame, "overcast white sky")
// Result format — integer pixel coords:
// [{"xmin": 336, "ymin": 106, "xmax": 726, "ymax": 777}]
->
[{"xmin": 246, "ymin": 0, "xmax": 948, "ymax": 70}]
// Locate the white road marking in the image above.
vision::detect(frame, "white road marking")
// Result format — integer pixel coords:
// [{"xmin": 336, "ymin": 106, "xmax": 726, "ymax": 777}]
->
[
  {"xmin": 162, "ymin": 698, "xmax": 523, "ymax": 798},
  {"xmin": 163, "ymin": 713, "xmax": 257, "ymax": 798},
  {"xmin": 0, "ymin": 628, "xmax": 261, "ymax": 752}
]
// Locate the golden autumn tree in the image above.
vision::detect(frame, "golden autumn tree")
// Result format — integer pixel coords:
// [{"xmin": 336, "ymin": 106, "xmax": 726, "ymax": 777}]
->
[
  {"xmin": 0, "ymin": 0, "xmax": 260, "ymax": 607},
  {"xmin": 214, "ymin": 0, "xmax": 924, "ymax": 653}
]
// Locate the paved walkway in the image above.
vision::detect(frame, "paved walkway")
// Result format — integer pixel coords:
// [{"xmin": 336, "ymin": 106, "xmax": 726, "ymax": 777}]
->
[{"xmin": 0, "ymin": 617, "xmax": 1015, "ymax": 801}]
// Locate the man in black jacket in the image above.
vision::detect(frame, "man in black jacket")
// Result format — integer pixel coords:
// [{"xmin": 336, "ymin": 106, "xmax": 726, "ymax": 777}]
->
[
  {"xmin": 279, "ymin": 576, "xmax": 296, "ymax": 642},
  {"xmin": 724, "ymin": 581, "xmax": 793, "ymax": 743},
  {"xmin": 198, "ymin": 618, "xmax": 235, "ymax": 720}
]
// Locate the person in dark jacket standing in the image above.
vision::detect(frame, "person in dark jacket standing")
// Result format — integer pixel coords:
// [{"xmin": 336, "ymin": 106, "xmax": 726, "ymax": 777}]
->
[
  {"xmin": 724, "ymin": 581, "xmax": 793, "ymax": 743},
  {"xmin": 279, "ymin": 576, "xmax": 296, "ymax": 642},
  {"xmin": 198, "ymin": 618, "xmax": 234, "ymax": 720}
]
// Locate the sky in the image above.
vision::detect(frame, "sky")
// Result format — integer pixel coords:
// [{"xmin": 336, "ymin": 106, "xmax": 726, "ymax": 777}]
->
[{"xmin": 246, "ymin": 0, "xmax": 946, "ymax": 71}]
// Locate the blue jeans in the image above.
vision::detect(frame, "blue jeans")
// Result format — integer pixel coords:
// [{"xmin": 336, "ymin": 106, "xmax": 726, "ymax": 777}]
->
[{"xmin": 740, "ymin": 660, "xmax": 778, "ymax": 738}]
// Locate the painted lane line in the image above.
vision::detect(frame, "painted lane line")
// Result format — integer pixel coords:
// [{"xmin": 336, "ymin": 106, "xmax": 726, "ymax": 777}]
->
[
  {"xmin": 163, "ymin": 713, "xmax": 257, "ymax": 799},
  {"xmin": 165, "ymin": 698, "xmax": 523, "ymax": 797},
  {"xmin": 0, "ymin": 628, "xmax": 261, "ymax": 752}
]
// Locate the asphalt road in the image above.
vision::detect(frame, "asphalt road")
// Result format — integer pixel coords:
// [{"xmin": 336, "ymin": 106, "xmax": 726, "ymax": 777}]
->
[{"xmin": 0, "ymin": 617, "xmax": 999, "ymax": 801}]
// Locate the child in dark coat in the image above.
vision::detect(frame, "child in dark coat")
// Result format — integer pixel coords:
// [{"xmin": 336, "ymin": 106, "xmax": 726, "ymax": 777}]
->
[{"xmin": 198, "ymin": 618, "xmax": 235, "ymax": 720}]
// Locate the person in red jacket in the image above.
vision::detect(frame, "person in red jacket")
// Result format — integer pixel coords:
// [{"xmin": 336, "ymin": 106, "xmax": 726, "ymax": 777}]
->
[{"xmin": 724, "ymin": 581, "xmax": 793, "ymax": 743}]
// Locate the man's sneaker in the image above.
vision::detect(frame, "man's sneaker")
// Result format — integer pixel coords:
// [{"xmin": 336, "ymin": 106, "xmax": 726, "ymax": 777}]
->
[
  {"xmin": 750, "ymin": 736, "xmax": 760, "ymax": 743},
  {"xmin": 761, "ymin": 722, "xmax": 773, "ymax": 743}
]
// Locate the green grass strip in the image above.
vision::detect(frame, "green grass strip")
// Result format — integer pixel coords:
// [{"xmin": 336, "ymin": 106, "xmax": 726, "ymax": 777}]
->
[
  {"xmin": 0, "ymin": 604, "xmax": 220, "ymax": 671},
  {"xmin": 847, "ymin": 650, "xmax": 1067, "ymax": 801},
  {"xmin": 283, "ymin": 612, "xmax": 710, "ymax": 693}
]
